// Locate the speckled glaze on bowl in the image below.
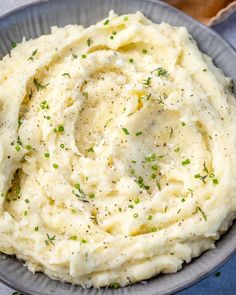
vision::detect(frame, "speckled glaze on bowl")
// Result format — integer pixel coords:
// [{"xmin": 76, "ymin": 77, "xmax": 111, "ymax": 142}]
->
[{"xmin": 0, "ymin": 0, "xmax": 235, "ymax": 294}]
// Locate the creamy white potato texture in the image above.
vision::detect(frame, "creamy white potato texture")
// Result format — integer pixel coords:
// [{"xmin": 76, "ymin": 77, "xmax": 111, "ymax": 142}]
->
[{"xmin": 0, "ymin": 11, "xmax": 236, "ymax": 288}]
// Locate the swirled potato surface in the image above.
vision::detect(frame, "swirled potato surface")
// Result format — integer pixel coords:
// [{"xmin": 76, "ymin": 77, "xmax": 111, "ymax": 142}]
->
[{"xmin": 0, "ymin": 11, "xmax": 236, "ymax": 288}]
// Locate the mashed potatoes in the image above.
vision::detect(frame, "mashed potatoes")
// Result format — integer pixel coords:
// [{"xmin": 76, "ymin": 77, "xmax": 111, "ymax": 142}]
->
[{"xmin": 0, "ymin": 11, "xmax": 235, "ymax": 288}]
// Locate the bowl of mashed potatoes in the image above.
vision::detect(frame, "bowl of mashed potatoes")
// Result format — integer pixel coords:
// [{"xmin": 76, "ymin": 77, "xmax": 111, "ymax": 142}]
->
[{"xmin": 0, "ymin": 0, "xmax": 235, "ymax": 294}]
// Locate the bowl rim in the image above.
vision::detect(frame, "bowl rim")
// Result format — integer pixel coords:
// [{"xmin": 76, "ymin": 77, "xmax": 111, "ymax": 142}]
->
[{"xmin": 0, "ymin": 0, "xmax": 235, "ymax": 294}]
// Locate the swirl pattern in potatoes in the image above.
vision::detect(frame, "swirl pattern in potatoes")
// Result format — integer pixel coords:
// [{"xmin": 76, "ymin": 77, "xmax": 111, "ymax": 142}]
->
[{"xmin": 0, "ymin": 11, "xmax": 235, "ymax": 288}]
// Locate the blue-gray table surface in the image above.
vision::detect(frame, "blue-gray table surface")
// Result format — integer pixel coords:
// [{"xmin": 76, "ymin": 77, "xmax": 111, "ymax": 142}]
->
[{"xmin": 0, "ymin": 2, "xmax": 235, "ymax": 295}]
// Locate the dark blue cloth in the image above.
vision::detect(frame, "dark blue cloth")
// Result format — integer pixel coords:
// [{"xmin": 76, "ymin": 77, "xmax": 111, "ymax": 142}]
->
[
  {"xmin": 178, "ymin": 13, "xmax": 236, "ymax": 295},
  {"xmin": 178, "ymin": 254, "xmax": 236, "ymax": 295}
]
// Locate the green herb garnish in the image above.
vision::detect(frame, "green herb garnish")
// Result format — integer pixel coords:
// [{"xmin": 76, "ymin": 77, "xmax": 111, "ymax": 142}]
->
[
  {"xmin": 15, "ymin": 145, "xmax": 21, "ymax": 152},
  {"xmin": 53, "ymin": 163, "xmax": 59, "ymax": 169},
  {"xmin": 87, "ymin": 38, "xmax": 93, "ymax": 47},
  {"xmin": 143, "ymin": 77, "xmax": 152, "ymax": 87},
  {"xmin": 87, "ymin": 147, "xmax": 94, "ymax": 153},
  {"xmin": 11, "ymin": 41, "xmax": 17, "ymax": 48},
  {"xmin": 45, "ymin": 233, "xmax": 56, "ymax": 246},
  {"xmin": 28, "ymin": 49, "xmax": 38, "ymax": 61},
  {"xmin": 195, "ymin": 205, "xmax": 207, "ymax": 221},
  {"xmin": 122, "ymin": 127, "xmax": 129, "ymax": 135},
  {"xmin": 151, "ymin": 67, "xmax": 168, "ymax": 77},
  {"xmin": 111, "ymin": 283, "xmax": 120, "ymax": 289},
  {"xmin": 33, "ymin": 78, "xmax": 48, "ymax": 91},
  {"xmin": 40, "ymin": 100, "xmax": 49, "ymax": 110},
  {"xmin": 62, "ymin": 72, "xmax": 71, "ymax": 79},
  {"xmin": 182, "ymin": 159, "xmax": 190, "ymax": 166},
  {"xmin": 57, "ymin": 125, "xmax": 64, "ymax": 132},
  {"xmin": 145, "ymin": 153, "xmax": 156, "ymax": 162}
]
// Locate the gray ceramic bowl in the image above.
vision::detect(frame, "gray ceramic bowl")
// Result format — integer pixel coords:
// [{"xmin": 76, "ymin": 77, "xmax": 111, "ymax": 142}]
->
[{"xmin": 0, "ymin": 0, "xmax": 235, "ymax": 294}]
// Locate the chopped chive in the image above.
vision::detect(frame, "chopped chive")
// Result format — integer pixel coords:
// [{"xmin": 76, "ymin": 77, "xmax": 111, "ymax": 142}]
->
[
  {"xmin": 156, "ymin": 180, "xmax": 161, "ymax": 191},
  {"xmin": 135, "ymin": 131, "xmax": 142, "ymax": 136},
  {"xmin": 45, "ymin": 233, "xmax": 56, "ymax": 246},
  {"xmin": 53, "ymin": 163, "xmax": 59, "ymax": 169},
  {"xmin": 87, "ymin": 147, "xmax": 94, "ymax": 153},
  {"xmin": 40, "ymin": 100, "xmax": 49, "ymax": 110},
  {"xmin": 154, "ymin": 67, "xmax": 168, "ymax": 77},
  {"xmin": 11, "ymin": 41, "xmax": 17, "ymax": 48},
  {"xmin": 87, "ymin": 38, "xmax": 93, "ymax": 47},
  {"xmin": 174, "ymin": 147, "xmax": 180, "ymax": 152},
  {"xmin": 122, "ymin": 127, "xmax": 129, "ymax": 135},
  {"xmin": 112, "ymin": 283, "xmax": 120, "ymax": 289},
  {"xmin": 62, "ymin": 72, "xmax": 71, "ymax": 79},
  {"xmin": 58, "ymin": 125, "xmax": 64, "ymax": 132},
  {"xmin": 151, "ymin": 165, "xmax": 158, "ymax": 171},
  {"xmin": 182, "ymin": 159, "xmax": 190, "ymax": 166},
  {"xmin": 213, "ymin": 178, "xmax": 219, "ymax": 185},
  {"xmin": 134, "ymin": 198, "xmax": 140, "ymax": 204},
  {"xmin": 145, "ymin": 153, "xmax": 156, "ymax": 162},
  {"xmin": 143, "ymin": 77, "xmax": 152, "ymax": 87},
  {"xmin": 15, "ymin": 145, "xmax": 21, "ymax": 152},
  {"xmin": 209, "ymin": 173, "xmax": 215, "ymax": 178},
  {"xmin": 28, "ymin": 49, "xmax": 38, "ymax": 61},
  {"xmin": 33, "ymin": 78, "xmax": 48, "ymax": 91},
  {"xmin": 196, "ymin": 205, "xmax": 207, "ymax": 221},
  {"xmin": 74, "ymin": 183, "xmax": 80, "ymax": 190},
  {"xmin": 203, "ymin": 162, "xmax": 209, "ymax": 174}
]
